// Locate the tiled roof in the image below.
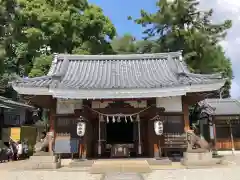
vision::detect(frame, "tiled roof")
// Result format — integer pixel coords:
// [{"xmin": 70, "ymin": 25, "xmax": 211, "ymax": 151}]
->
[
  {"xmin": 0, "ymin": 103, "xmax": 12, "ymax": 109},
  {"xmin": 199, "ymin": 99, "xmax": 240, "ymax": 115},
  {"xmin": 12, "ymin": 52, "xmax": 224, "ymax": 90},
  {"xmin": 0, "ymin": 96, "xmax": 35, "ymax": 110}
]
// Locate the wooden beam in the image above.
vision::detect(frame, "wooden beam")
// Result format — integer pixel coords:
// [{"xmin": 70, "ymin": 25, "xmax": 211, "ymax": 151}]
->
[{"xmin": 21, "ymin": 95, "xmax": 53, "ymax": 109}]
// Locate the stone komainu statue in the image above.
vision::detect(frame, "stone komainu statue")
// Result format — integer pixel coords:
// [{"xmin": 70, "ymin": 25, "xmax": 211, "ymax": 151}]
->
[
  {"xmin": 186, "ymin": 130, "xmax": 211, "ymax": 152},
  {"xmin": 34, "ymin": 132, "xmax": 53, "ymax": 152}
]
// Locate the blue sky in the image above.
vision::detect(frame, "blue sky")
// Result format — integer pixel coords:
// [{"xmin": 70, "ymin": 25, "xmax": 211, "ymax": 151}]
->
[
  {"xmin": 88, "ymin": 0, "xmax": 157, "ymax": 39},
  {"xmin": 88, "ymin": 0, "xmax": 240, "ymax": 98}
]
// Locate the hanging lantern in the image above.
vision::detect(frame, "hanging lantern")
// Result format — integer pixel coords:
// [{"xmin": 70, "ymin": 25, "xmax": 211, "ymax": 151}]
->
[
  {"xmin": 125, "ymin": 116, "xmax": 128, "ymax": 123},
  {"xmin": 154, "ymin": 120, "xmax": 163, "ymax": 136},
  {"xmin": 77, "ymin": 121, "xmax": 86, "ymax": 137},
  {"xmin": 112, "ymin": 116, "xmax": 116, "ymax": 123},
  {"xmin": 106, "ymin": 116, "xmax": 109, "ymax": 123}
]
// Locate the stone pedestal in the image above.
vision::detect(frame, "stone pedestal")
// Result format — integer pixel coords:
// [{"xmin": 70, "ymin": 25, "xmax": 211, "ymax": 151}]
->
[
  {"xmin": 24, "ymin": 154, "xmax": 61, "ymax": 169},
  {"xmin": 181, "ymin": 152, "xmax": 223, "ymax": 166}
]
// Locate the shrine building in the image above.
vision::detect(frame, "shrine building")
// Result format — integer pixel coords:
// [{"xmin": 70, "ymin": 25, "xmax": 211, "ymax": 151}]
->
[{"xmin": 11, "ymin": 51, "xmax": 225, "ymax": 159}]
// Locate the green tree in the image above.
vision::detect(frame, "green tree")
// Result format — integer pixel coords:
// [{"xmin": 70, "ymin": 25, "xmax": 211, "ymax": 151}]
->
[
  {"xmin": 132, "ymin": 0, "xmax": 233, "ymax": 97},
  {"xmin": 111, "ymin": 34, "xmax": 160, "ymax": 54},
  {"xmin": 0, "ymin": 0, "xmax": 116, "ymax": 90},
  {"xmin": 28, "ymin": 55, "xmax": 52, "ymax": 77},
  {"xmin": 111, "ymin": 34, "xmax": 137, "ymax": 54}
]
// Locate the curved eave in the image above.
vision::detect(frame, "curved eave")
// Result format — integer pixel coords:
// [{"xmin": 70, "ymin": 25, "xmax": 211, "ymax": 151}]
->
[{"xmin": 12, "ymin": 80, "xmax": 225, "ymax": 99}]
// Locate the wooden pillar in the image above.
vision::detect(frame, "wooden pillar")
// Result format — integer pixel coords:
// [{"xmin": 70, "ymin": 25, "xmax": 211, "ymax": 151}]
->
[
  {"xmin": 148, "ymin": 120, "xmax": 155, "ymax": 158},
  {"xmin": 182, "ymin": 96, "xmax": 190, "ymax": 131},
  {"xmin": 49, "ymin": 98, "xmax": 56, "ymax": 155},
  {"xmin": 78, "ymin": 107, "xmax": 89, "ymax": 159}
]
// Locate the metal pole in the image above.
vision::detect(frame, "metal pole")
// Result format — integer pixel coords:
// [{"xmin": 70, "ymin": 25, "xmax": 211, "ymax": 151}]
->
[{"xmin": 137, "ymin": 115, "xmax": 142, "ymax": 155}]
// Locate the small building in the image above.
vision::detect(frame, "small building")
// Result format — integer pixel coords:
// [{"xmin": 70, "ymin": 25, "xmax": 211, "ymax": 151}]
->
[
  {"xmin": 0, "ymin": 96, "xmax": 35, "ymax": 126},
  {"xmin": 0, "ymin": 96, "xmax": 35, "ymax": 141},
  {"xmin": 198, "ymin": 98, "xmax": 240, "ymax": 151},
  {"xmin": 11, "ymin": 52, "xmax": 225, "ymax": 158}
]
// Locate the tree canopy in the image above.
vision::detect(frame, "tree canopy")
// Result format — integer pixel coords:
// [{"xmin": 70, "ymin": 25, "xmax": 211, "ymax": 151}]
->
[
  {"xmin": 127, "ymin": 0, "xmax": 232, "ymax": 97},
  {"xmin": 0, "ymin": 0, "xmax": 116, "ymax": 96},
  {"xmin": 0, "ymin": 0, "xmax": 234, "ymax": 98}
]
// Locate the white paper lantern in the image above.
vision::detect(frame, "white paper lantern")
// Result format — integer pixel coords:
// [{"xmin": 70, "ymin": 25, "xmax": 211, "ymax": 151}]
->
[
  {"xmin": 154, "ymin": 120, "xmax": 163, "ymax": 136},
  {"xmin": 77, "ymin": 121, "xmax": 86, "ymax": 137}
]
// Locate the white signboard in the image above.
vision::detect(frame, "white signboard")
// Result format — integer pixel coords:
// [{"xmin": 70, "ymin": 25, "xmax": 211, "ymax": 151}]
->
[
  {"xmin": 156, "ymin": 96, "xmax": 182, "ymax": 112},
  {"xmin": 56, "ymin": 99, "xmax": 75, "ymax": 114}
]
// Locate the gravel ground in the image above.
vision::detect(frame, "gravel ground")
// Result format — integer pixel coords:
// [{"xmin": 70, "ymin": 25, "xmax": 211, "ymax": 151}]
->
[
  {"xmin": 143, "ymin": 167, "xmax": 240, "ymax": 180},
  {"xmin": 223, "ymin": 155, "xmax": 240, "ymax": 165},
  {"xmin": 1, "ymin": 171, "xmax": 102, "ymax": 180}
]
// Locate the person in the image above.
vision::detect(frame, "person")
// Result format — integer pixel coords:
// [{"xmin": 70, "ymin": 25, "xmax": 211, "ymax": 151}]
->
[
  {"xmin": 22, "ymin": 140, "xmax": 29, "ymax": 159},
  {"xmin": 9, "ymin": 139, "xmax": 17, "ymax": 161},
  {"xmin": 16, "ymin": 140, "xmax": 23, "ymax": 160},
  {"xmin": 40, "ymin": 131, "xmax": 47, "ymax": 142}
]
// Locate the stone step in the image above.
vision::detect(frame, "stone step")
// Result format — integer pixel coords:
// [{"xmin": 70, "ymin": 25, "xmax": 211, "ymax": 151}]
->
[
  {"xmin": 22, "ymin": 161, "xmax": 61, "ymax": 170},
  {"xmin": 90, "ymin": 160, "xmax": 152, "ymax": 174},
  {"xmin": 181, "ymin": 158, "xmax": 222, "ymax": 166},
  {"xmin": 24, "ymin": 155, "xmax": 61, "ymax": 169},
  {"xmin": 29, "ymin": 155, "xmax": 57, "ymax": 162},
  {"xmin": 103, "ymin": 173, "xmax": 144, "ymax": 180}
]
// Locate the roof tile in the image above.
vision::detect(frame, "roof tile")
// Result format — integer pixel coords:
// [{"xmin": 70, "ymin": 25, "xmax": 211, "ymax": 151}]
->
[{"xmin": 12, "ymin": 52, "xmax": 224, "ymax": 90}]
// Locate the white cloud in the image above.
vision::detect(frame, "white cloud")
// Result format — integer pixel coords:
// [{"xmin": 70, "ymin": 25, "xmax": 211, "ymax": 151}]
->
[{"xmin": 199, "ymin": 0, "xmax": 240, "ymax": 98}]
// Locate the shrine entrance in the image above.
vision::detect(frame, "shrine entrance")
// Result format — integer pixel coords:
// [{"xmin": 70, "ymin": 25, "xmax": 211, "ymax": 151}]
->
[
  {"xmin": 94, "ymin": 114, "xmax": 144, "ymax": 159},
  {"xmin": 89, "ymin": 101, "xmax": 152, "ymax": 159},
  {"xmin": 105, "ymin": 118, "xmax": 137, "ymax": 158},
  {"xmin": 106, "ymin": 118, "xmax": 134, "ymax": 144}
]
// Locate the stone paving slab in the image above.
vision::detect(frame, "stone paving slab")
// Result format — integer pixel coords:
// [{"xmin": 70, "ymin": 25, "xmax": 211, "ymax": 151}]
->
[{"xmin": 90, "ymin": 160, "xmax": 152, "ymax": 174}]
